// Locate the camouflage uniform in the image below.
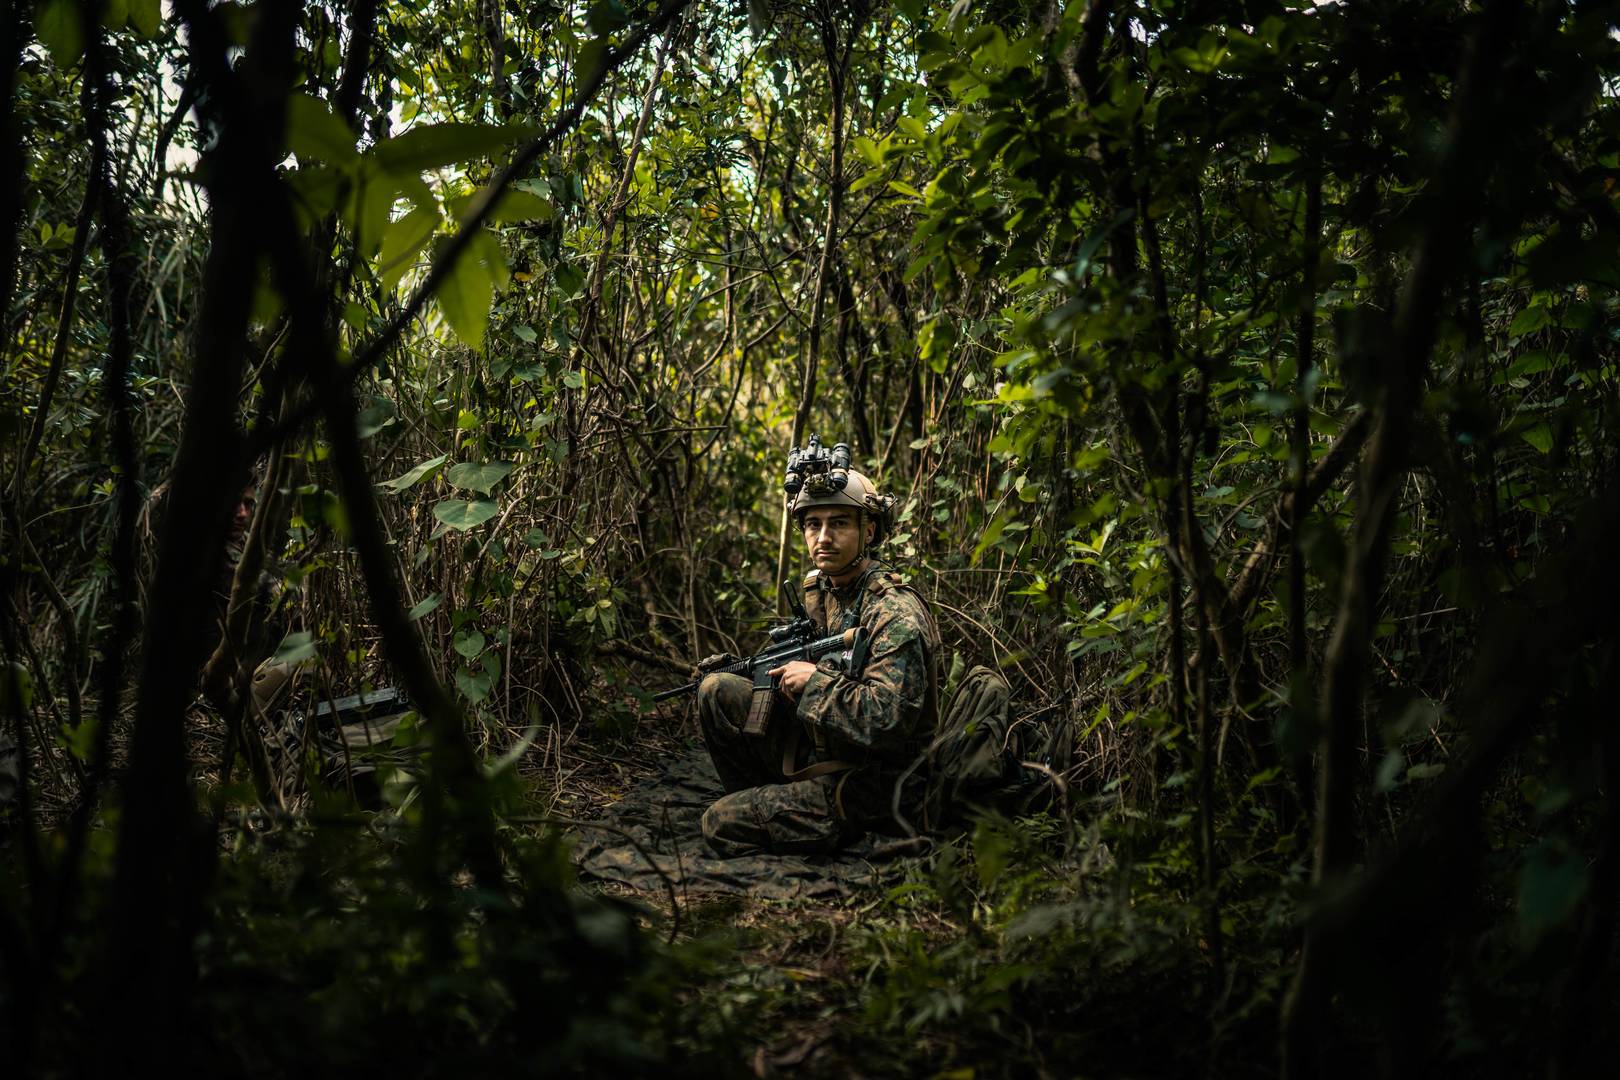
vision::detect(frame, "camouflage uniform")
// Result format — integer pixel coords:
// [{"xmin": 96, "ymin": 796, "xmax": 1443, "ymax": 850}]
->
[{"xmin": 699, "ymin": 559, "xmax": 941, "ymax": 858}]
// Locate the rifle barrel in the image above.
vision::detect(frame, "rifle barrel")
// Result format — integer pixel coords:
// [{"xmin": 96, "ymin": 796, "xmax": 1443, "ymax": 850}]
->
[{"xmin": 652, "ymin": 682, "xmax": 697, "ymax": 703}]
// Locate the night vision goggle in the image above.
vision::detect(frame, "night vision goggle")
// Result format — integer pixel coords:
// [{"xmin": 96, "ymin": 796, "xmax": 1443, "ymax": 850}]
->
[{"xmin": 782, "ymin": 433, "xmax": 853, "ymax": 496}]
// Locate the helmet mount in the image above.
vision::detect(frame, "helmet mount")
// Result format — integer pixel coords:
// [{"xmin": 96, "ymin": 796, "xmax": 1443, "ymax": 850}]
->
[{"xmin": 783, "ymin": 434, "xmax": 853, "ymax": 497}]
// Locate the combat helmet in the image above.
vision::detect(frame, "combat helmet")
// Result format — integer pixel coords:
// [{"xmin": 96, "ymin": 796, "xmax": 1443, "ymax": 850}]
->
[{"xmin": 784, "ymin": 434, "xmax": 896, "ymax": 545}]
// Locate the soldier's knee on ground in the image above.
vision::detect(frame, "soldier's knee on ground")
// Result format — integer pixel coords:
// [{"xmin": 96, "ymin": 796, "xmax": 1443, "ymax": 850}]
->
[
  {"xmin": 700, "ymin": 792, "xmax": 759, "ymax": 858},
  {"xmin": 700, "ymin": 780, "xmax": 854, "ymax": 859}
]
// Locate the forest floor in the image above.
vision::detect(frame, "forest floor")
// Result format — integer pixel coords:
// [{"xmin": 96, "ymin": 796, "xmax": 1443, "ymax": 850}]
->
[
  {"xmin": 549, "ymin": 714, "xmax": 1270, "ymax": 1079},
  {"xmin": 550, "ymin": 721, "xmax": 1015, "ymax": 1078}
]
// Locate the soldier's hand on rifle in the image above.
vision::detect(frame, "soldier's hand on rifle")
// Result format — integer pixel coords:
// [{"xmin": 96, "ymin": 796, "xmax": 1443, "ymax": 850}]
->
[
  {"xmin": 692, "ymin": 653, "xmax": 738, "ymax": 678},
  {"xmin": 769, "ymin": 660, "xmax": 816, "ymax": 700}
]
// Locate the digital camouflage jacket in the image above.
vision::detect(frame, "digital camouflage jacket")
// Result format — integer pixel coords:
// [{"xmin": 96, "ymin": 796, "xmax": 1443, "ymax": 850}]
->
[{"xmin": 796, "ymin": 560, "xmax": 942, "ymax": 769}]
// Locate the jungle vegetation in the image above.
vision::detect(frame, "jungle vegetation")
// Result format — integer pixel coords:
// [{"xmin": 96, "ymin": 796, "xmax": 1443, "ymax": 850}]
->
[{"xmin": 1, "ymin": 0, "xmax": 1617, "ymax": 1074}]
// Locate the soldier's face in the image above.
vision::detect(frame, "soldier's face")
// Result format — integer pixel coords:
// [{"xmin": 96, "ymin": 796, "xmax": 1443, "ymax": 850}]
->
[
  {"xmin": 230, "ymin": 485, "xmax": 257, "ymax": 540},
  {"xmin": 801, "ymin": 509, "xmax": 873, "ymax": 576}
]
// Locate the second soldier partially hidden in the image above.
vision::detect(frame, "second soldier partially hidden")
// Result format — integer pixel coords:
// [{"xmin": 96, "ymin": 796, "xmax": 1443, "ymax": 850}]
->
[{"xmin": 696, "ymin": 436, "xmax": 942, "ymax": 858}]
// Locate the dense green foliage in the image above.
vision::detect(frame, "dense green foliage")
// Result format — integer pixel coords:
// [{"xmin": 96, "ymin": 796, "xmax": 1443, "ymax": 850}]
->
[{"xmin": 1, "ymin": 0, "xmax": 1618, "ymax": 1074}]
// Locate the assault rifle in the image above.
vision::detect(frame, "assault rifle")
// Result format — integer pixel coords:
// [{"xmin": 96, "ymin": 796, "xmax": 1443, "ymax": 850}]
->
[{"xmin": 655, "ymin": 598, "xmax": 870, "ymax": 736}]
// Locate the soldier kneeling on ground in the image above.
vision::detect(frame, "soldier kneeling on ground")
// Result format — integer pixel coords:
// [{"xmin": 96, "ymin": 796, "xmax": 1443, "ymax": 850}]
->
[{"xmin": 695, "ymin": 436, "xmax": 943, "ymax": 858}]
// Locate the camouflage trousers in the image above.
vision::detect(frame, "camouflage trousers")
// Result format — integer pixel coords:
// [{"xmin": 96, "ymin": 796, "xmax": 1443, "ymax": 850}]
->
[{"xmin": 697, "ymin": 672, "xmax": 866, "ymax": 859}]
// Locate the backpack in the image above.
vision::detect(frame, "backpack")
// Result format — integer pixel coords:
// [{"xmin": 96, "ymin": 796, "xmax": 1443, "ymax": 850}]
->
[{"xmin": 920, "ymin": 663, "xmax": 1032, "ymax": 830}]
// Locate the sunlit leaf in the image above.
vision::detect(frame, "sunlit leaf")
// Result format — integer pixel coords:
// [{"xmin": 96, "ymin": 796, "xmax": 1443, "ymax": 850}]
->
[
  {"xmin": 484, "ymin": 188, "xmax": 554, "ymax": 224},
  {"xmin": 433, "ymin": 231, "xmax": 507, "ymax": 351},
  {"xmin": 437, "ymin": 248, "xmax": 494, "ymax": 351},
  {"xmin": 447, "ymin": 460, "xmax": 514, "ymax": 494},
  {"xmin": 432, "ymin": 499, "xmax": 499, "ymax": 531},
  {"xmin": 378, "ymin": 453, "xmax": 447, "ymax": 493},
  {"xmin": 971, "ymin": 507, "xmax": 1012, "ymax": 565},
  {"xmin": 285, "ymin": 94, "xmax": 359, "ymax": 165},
  {"xmin": 373, "ymin": 121, "xmax": 536, "ymax": 173},
  {"xmin": 376, "ymin": 205, "xmax": 439, "ymax": 291}
]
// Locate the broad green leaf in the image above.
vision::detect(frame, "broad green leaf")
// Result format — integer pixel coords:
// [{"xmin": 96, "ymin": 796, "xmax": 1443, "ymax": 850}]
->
[
  {"xmin": 284, "ymin": 166, "xmax": 344, "ymax": 222},
  {"xmin": 437, "ymin": 244, "xmax": 494, "ymax": 351},
  {"xmin": 60, "ymin": 717, "xmax": 97, "ymax": 762},
  {"xmin": 379, "ymin": 453, "xmax": 447, "ymax": 493},
  {"xmin": 129, "ymin": 0, "xmax": 160, "ymax": 36},
  {"xmin": 271, "ymin": 631, "xmax": 317, "ymax": 665},
  {"xmin": 971, "ymin": 507, "xmax": 1012, "ymax": 565},
  {"xmin": 484, "ymin": 189, "xmax": 554, "ymax": 224},
  {"xmin": 387, "ymin": 167, "xmax": 438, "ymax": 214},
  {"xmin": 447, "ymin": 460, "xmax": 514, "ymax": 494},
  {"xmin": 1509, "ymin": 304, "xmax": 1550, "ymax": 337},
  {"xmin": 513, "ymin": 324, "xmax": 538, "ymax": 343},
  {"xmin": 455, "ymin": 668, "xmax": 493, "ymax": 704},
  {"xmin": 407, "ymin": 594, "xmax": 442, "ymax": 621},
  {"xmin": 373, "ymin": 121, "xmax": 535, "ymax": 173},
  {"xmin": 433, "ymin": 230, "xmax": 507, "ymax": 350},
  {"xmin": 37, "ymin": 0, "xmax": 84, "ymax": 68},
  {"xmin": 849, "ymin": 168, "xmax": 887, "ymax": 194},
  {"xmin": 575, "ymin": 39, "xmax": 609, "ymax": 85},
  {"xmin": 587, "ymin": 0, "xmax": 630, "ymax": 33},
  {"xmin": 453, "ymin": 629, "xmax": 487, "ymax": 658},
  {"xmin": 349, "ymin": 166, "xmax": 406, "ymax": 256},
  {"xmin": 1521, "ymin": 423, "xmax": 1554, "ymax": 454},
  {"xmin": 285, "ymin": 94, "xmax": 359, "ymax": 165},
  {"xmin": 102, "ymin": 0, "xmax": 128, "ymax": 30},
  {"xmin": 467, "ymin": 228, "xmax": 510, "ymax": 290},
  {"xmin": 356, "ymin": 395, "xmax": 396, "ymax": 439},
  {"xmin": 376, "ymin": 205, "xmax": 439, "ymax": 291},
  {"xmin": 432, "ymin": 499, "xmax": 499, "ymax": 531},
  {"xmin": 554, "ymin": 262, "xmax": 584, "ymax": 296}
]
